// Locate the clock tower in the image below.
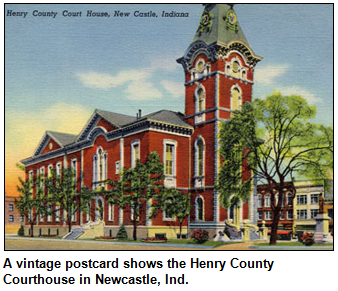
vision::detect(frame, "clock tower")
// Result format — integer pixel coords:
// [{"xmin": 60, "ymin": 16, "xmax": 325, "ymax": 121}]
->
[{"xmin": 177, "ymin": 4, "xmax": 262, "ymax": 236}]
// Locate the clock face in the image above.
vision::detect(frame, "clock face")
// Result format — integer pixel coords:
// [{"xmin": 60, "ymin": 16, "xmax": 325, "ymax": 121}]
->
[
  {"xmin": 228, "ymin": 12, "xmax": 237, "ymax": 25},
  {"xmin": 202, "ymin": 14, "xmax": 210, "ymax": 26}
]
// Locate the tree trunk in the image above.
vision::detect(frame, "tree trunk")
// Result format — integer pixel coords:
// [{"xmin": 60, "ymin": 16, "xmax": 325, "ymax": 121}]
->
[
  {"xmin": 30, "ymin": 223, "xmax": 34, "ymax": 237},
  {"xmin": 133, "ymin": 218, "xmax": 137, "ymax": 241},
  {"xmin": 269, "ymin": 209, "xmax": 280, "ymax": 245}
]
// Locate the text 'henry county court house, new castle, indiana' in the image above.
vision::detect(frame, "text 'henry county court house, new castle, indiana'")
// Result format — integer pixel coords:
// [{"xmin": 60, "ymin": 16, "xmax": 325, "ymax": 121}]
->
[{"xmin": 21, "ymin": 4, "xmax": 263, "ymax": 239}]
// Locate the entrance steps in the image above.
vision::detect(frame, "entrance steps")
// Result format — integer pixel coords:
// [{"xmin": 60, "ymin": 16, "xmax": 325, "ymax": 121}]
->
[
  {"xmin": 63, "ymin": 228, "xmax": 84, "ymax": 240},
  {"xmin": 78, "ymin": 220, "xmax": 105, "ymax": 239}
]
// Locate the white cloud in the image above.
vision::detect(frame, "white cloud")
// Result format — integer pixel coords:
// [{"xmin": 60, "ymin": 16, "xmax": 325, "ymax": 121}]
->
[
  {"xmin": 76, "ymin": 70, "xmax": 151, "ymax": 90},
  {"xmin": 160, "ymin": 80, "xmax": 184, "ymax": 99},
  {"xmin": 276, "ymin": 86, "xmax": 323, "ymax": 105},
  {"xmin": 255, "ymin": 64, "xmax": 290, "ymax": 84},
  {"xmin": 124, "ymin": 80, "xmax": 162, "ymax": 100}
]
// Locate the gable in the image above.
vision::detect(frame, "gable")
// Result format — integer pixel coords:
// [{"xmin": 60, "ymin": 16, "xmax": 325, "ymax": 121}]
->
[
  {"xmin": 96, "ymin": 117, "xmax": 118, "ymax": 132},
  {"xmin": 41, "ymin": 137, "xmax": 62, "ymax": 155}
]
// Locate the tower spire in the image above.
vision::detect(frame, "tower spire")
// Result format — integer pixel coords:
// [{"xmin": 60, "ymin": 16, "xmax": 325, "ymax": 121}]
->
[{"xmin": 177, "ymin": 4, "xmax": 262, "ymax": 70}]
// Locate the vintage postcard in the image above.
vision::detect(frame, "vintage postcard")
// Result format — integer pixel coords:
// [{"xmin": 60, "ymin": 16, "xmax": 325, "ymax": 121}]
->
[{"xmin": 4, "ymin": 4, "xmax": 333, "ymax": 253}]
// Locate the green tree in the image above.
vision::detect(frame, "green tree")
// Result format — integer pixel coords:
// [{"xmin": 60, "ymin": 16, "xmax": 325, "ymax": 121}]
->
[
  {"xmin": 217, "ymin": 93, "xmax": 333, "ymax": 245},
  {"xmin": 105, "ymin": 151, "xmax": 164, "ymax": 241},
  {"xmin": 151, "ymin": 188, "xmax": 191, "ymax": 239},
  {"xmin": 15, "ymin": 173, "xmax": 47, "ymax": 237},
  {"xmin": 45, "ymin": 167, "xmax": 93, "ymax": 233}
]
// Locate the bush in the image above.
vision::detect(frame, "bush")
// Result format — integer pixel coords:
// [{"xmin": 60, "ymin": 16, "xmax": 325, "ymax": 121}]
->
[
  {"xmin": 18, "ymin": 225, "xmax": 24, "ymax": 236},
  {"xmin": 300, "ymin": 232, "xmax": 314, "ymax": 246},
  {"xmin": 192, "ymin": 229, "xmax": 209, "ymax": 244},
  {"xmin": 116, "ymin": 225, "xmax": 128, "ymax": 240}
]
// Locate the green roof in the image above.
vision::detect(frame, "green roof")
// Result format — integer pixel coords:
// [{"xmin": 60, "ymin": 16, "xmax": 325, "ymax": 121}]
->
[{"xmin": 193, "ymin": 4, "xmax": 249, "ymax": 47}]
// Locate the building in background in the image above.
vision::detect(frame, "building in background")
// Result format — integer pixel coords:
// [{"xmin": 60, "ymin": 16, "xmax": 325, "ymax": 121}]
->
[
  {"xmin": 256, "ymin": 182, "xmax": 294, "ymax": 230},
  {"xmin": 5, "ymin": 196, "xmax": 23, "ymax": 234}
]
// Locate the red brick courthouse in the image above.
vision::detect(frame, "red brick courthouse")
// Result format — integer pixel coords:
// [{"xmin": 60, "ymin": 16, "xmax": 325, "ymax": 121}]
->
[{"xmin": 21, "ymin": 4, "xmax": 262, "ymax": 238}]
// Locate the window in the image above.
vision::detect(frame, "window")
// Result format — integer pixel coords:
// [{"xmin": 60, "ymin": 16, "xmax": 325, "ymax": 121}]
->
[
  {"xmin": 311, "ymin": 209, "xmax": 319, "ymax": 219},
  {"xmin": 20, "ymin": 216, "xmax": 24, "ymax": 222},
  {"xmin": 197, "ymin": 88, "xmax": 205, "ymax": 113},
  {"xmin": 131, "ymin": 141, "xmax": 140, "ymax": 168},
  {"xmin": 71, "ymin": 159, "xmax": 77, "ymax": 179},
  {"xmin": 265, "ymin": 211, "xmax": 272, "ymax": 220},
  {"xmin": 311, "ymin": 194, "xmax": 319, "ymax": 205},
  {"xmin": 194, "ymin": 137, "xmax": 205, "ymax": 188},
  {"xmin": 280, "ymin": 212, "xmax": 285, "ymax": 220},
  {"xmin": 287, "ymin": 210, "xmax": 293, "ymax": 220},
  {"xmin": 46, "ymin": 205, "xmax": 52, "ymax": 222},
  {"xmin": 297, "ymin": 195, "xmax": 307, "ymax": 205},
  {"xmin": 328, "ymin": 209, "xmax": 333, "ymax": 219},
  {"xmin": 232, "ymin": 60, "xmax": 240, "ymax": 73},
  {"xmin": 93, "ymin": 147, "xmax": 107, "ymax": 188},
  {"xmin": 71, "ymin": 204, "xmax": 77, "ymax": 222},
  {"xmin": 9, "ymin": 215, "xmax": 14, "ymax": 222},
  {"xmin": 40, "ymin": 167, "xmax": 45, "ymax": 188},
  {"xmin": 264, "ymin": 194, "xmax": 271, "ymax": 207},
  {"xmin": 115, "ymin": 161, "xmax": 120, "ymax": 175},
  {"xmin": 163, "ymin": 140, "xmax": 177, "ymax": 188},
  {"xmin": 108, "ymin": 202, "xmax": 114, "ymax": 221},
  {"xmin": 48, "ymin": 165, "xmax": 53, "ymax": 178},
  {"xmin": 165, "ymin": 144, "xmax": 174, "ymax": 176},
  {"xmin": 29, "ymin": 170, "xmax": 34, "ymax": 181},
  {"xmin": 297, "ymin": 210, "xmax": 307, "ymax": 219},
  {"xmin": 9, "ymin": 204, "xmax": 14, "ymax": 212},
  {"xmin": 196, "ymin": 197, "xmax": 204, "ymax": 221},
  {"xmin": 257, "ymin": 195, "xmax": 262, "ymax": 208},
  {"xmin": 195, "ymin": 86, "xmax": 205, "ymax": 123},
  {"xmin": 231, "ymin": 85, "xmax": 242, "ymax": 111},
  {"xmin": 130, "ymin": 206, "xmax": 139, "ymax": 221},
  {"xmin": 56, "ymin": 162, "xmax": 62, "ymax": 176},
  {"xmin": 258, "ymin": 211, "xmax": 263, "ymax": 220},
  {"xmin": 55, "ymin": 205, "xmax": 60, "ymax": 222},
  {"xmin": 287, "ymin": 193, "xmax": 293, "ymax": 205}
]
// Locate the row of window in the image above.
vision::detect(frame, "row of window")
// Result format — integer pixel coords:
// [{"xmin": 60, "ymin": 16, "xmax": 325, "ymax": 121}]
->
[
  {"xmin": 257, "ymin": 193, "xmax": 293, "ymax": 208},
  {"xmin": 258, "ymin": 209, "xmax": 321, "ymax": 221},
  {"xmin": 296, "ymin": 194, "xmax": 319, "ymax": 205},
  {"xmin": 194, "ymin": 84, "xmax": 242, "ymax": 124},
  {"xmin": 191, "ymin": 57, "xmax": 248, "ymax": 83},
  {"xmin": 258, "ymin": 210, "xmax": 293, "ymax": 221},
  {"xmin": 8, "ymin": 215, "xmax": 24, "ymax": 223}
]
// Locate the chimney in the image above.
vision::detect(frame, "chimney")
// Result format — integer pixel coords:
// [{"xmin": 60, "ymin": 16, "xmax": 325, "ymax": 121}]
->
[{"xmin": 138, "ymin": 109, "xmax": 142, "ymax": 119}]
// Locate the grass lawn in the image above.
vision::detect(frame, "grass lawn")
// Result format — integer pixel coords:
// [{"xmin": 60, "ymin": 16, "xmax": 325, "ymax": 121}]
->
[{"xmin": 85, "ymin": 238, "xmax": 240, "ymax": 247}]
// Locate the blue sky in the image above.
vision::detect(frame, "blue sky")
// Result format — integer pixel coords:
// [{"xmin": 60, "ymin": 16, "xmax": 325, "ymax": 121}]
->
[{"xmin": 5, "ymin": 4, "xmax": 333, "ymax": 193}]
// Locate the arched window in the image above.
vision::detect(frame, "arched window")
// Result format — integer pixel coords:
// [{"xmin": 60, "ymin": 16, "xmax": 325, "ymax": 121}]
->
[
  {"xmin": 194, "ymin": 137, "xmax": 205, "ymax": 188},
  {"xmin": 265, "ymin": 194, "xmax": 271, "ymax": 207},
  {"xmin": 196, "ymin": 138, "xmax": 205, "ymax": 176},
  {"xmin": 93, "ymin": 147, "xmax": 107, "ymax": 188},
  {"xmin": 196, "ymin": 87, "xmax": 205, "ymax": 113},
  {"xmin": 257, "ymin": 194, "xmax": 262, "ymax": 208},
  {"xmin": 231, "ymin": 85, "xmax": 242, "ymax": 111},
  {"xmin": 108, "ymin": 202, "xmax": 114, "ymax": 221},
  {"xmin": 287, "ymin": 193, "xmax": 293, "ymax": 205},
  {"xmin": 196, "ymin": 197, "xmax": 204, "ymax": 221}
]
